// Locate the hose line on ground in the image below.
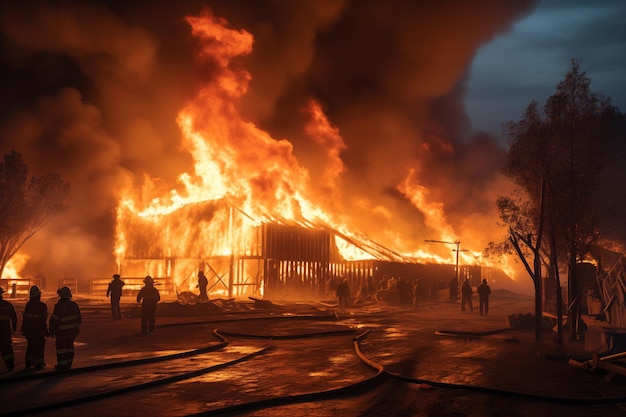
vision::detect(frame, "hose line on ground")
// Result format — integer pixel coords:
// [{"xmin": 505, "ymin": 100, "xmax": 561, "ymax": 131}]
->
[
  {"xmin": 0, "ymin": 329, "xmax": 229, "ymax": 385},
  {"xmin": 190, "ymin": 327, "xmax": 626, "ymax": 416},
  {"xmin": 2, "ymin": 330, "xmax": 271, "ymax": 417},
  {"xmin": 186, "ymin": 329, "xmax": 386, "ymax": 417}
]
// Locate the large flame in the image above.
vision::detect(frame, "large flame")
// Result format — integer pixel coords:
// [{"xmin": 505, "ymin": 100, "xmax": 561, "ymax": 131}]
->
[
  {"xmin": 1, "ymin": 253, "xmax": 29, "ymax": 279},
  {"xmin": 114, "ymin": 10, "xmax": 516, "ymax": 290}
]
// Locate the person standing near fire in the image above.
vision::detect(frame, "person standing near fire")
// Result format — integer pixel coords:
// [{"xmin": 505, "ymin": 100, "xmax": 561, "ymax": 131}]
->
[
  {"xmin": 448, "ymin": 277, "xmax": 458, "ymax": 302},
  {"xmin": 106, "ymin": 273, "xmax": 125, "ymax": 320},
  {"xmin": 197, "ymin": 271, "xmax": 209, "ymax": 302},
  {"xmin": 412, "ymin": 278, "xmax": 421, "ymax": 309},
  {"xmin": 49, "ymin": 287, "xmax": 81, "ymax": 371},
  {"xmin": 461, "ymin": 279, "xmax": 474, "ymax": 313},
  {"xmin": 477, "ymin": 279, "xmax": 492, "ymax": 316},
  {"xmin": 0, "ymin": 287, "xmax": 18, "ymax": 371},
  {"xmin": 22, "ymin": 285, "xmax": 49, "ymax": 370},
  {"xmin": 137, "ymin": 276, "xmax": 160, "ymax": 333},
  {"xmin": 336, "ymin": 278, "xmax": 350, "ymax": 309}
]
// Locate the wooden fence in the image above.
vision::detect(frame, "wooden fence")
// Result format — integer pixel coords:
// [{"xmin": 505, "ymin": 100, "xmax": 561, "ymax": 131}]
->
[
  {"xmin": 90, "ymin": 276, "xmax": 175, "ymax": 296},
  {"xmin": 0, "ymin": 278, "xmax": 43, "ymax": 298}
]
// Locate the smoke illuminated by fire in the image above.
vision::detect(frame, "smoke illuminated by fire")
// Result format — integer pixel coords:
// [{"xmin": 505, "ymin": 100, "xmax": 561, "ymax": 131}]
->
[
  {"xmin": 114, "ymin": 10, "xmax": 517, "ymax": 286},
  {"xmin": 0, "ymin": 1, "xmax": 541, "ymax": 290},
  {"xmin": 115, "ymin": 11, "xmax": 357, "ymax": 277}
]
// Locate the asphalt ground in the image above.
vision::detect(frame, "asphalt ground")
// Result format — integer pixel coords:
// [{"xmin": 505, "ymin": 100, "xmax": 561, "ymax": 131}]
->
[{"xmin": 0, "ymin": 291, "xmax": 624, "ymax": 416}]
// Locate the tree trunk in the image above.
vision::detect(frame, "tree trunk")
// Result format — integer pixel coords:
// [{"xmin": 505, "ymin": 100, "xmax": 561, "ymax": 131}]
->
[
  {"xmin": 533, "ymin": 179, "xmax": 545, "ymax": 340},
  {"xmin": 533, "ymin": 276, "xmax": 542, "ymax": 340},
  {"xmin": 555, "ymin": 270, "xmax": 563, "ymax": 345},
  {"xmin": 548, "ymin": 222, "xmax": 562, "ymax": 346},
  {"xmin": 568, "ymin": 247, "xmax": 579, "ymax": 341}
]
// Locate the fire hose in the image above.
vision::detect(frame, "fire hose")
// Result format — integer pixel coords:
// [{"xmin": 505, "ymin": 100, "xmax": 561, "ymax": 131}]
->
[
  {"xmin": 0, "ymin": 327, "xmax": 359, "ymax": 417},
  {"xmin": 0, "ymin": 329, "xmax": 229, "ymax": 385},
  {"xmin": 187, "ymin": 328, "xmax": 626, "ymax": 416},
  {"xmin": 2, "ymin": 319, "xmax": 624, "ymax": 416}
]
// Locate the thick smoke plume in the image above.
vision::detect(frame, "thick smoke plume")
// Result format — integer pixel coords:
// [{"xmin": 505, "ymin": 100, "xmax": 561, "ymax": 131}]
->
[{"xmin": 0, "ymin": 0, "xmax": 537, "ymax": 283}]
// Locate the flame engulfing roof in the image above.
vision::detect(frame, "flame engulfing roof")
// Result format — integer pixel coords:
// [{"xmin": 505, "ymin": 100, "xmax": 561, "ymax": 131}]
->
[{"xmin": 117, "ymin": 197, "xmax": 415, "ymax": 264}]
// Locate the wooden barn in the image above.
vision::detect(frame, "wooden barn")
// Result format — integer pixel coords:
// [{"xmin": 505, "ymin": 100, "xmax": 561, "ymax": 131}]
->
[{"xmin": 112, "ymin": 201, "xmax": 481, "ymax": 301}]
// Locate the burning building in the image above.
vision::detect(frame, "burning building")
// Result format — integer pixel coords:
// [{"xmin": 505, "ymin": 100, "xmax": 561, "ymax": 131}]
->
[
  {"xmin": 116, "ymin": 197, "xmax": 487, "ymax": 300},
  {"xmin": 108, "ymin": 9, "xmax": 506, "ymax": 300},
  {"xmin": 1, "ymin": 3, "xmax": 531, "ymax": 291}
]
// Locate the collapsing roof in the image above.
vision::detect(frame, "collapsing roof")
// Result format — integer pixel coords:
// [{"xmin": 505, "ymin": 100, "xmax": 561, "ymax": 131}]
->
[{"xmin": 117, "ymin": 199, "xmax": 418, "ymax": 263}]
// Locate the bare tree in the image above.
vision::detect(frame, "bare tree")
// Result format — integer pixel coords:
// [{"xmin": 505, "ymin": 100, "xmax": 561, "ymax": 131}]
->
[
  {"xmin": 486, "ymin": 184, "xmax": 545, "ymax": 340},
  {"xmin": 0, "ymin": 151, "xmax": 69, "ymax": 278},
  {"xmin": 487, "ymin": 59, "xmax": 621, "ymax": 341},
  {"xmin": 541, "ymin": 60, "xmax": 618, "ymax": 340}
]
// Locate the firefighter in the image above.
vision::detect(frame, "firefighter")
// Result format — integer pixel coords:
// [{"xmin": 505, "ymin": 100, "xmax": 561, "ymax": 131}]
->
[
  {"xmin": 49, "ymin": 287, "xmax": 81, "ymax": 371},
  {"xmin": 22, "ymin": 285, "xmax": 49, "ymax": 369},
  {"xmin": 137, "ymin": 276, "xmax": 160, "ymax": 333},
  {"xmin": 0, "ymin": 287, "xmax": 18, "ymax": 371},
  {"xmin": 477, "ymin": 279, "xmax": 492, "ymax": 316},
  {"xmin": 461, "ymin": 278, "xmax": 474, "ymax": 313},
  {"xmin": 197, "ymin": 271, "xmax": 209, "ymax": 302},
  {"xmin": 336, "ymin": 278, "xmax": 350, "ymax": 310},
  {"xmin": 106, "ymin": 273, "xmax": 125, "ymax": 320}
]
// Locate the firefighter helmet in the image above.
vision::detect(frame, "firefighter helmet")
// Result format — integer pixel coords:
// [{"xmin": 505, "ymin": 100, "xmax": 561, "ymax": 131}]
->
[
  {"xmin": 29, "ymin": 285, "xmax": 43, "ymax": 298},
  {"xmin": 144, "ymin": 276, "xmax": 154, "ymax": 284},
  {"xmin": 57, "ymin": 286, "xmax": 72, "ymax": 299}
]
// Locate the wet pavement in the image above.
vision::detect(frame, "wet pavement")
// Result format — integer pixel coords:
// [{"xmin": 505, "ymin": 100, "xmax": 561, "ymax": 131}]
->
[{"xmin": 1, "ymin": 292, "xmax": 625, "ymax": 416}]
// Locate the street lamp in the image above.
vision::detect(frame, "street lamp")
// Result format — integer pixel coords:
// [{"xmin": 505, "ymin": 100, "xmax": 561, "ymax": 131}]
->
[{"xmin": 424, "ymin": 239, "xmax": 461, "ymax": 286}]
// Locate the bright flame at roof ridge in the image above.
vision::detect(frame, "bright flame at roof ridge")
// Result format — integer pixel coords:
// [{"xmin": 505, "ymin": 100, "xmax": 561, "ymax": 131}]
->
[
  {"xmin": 398, "ymin": 169, "xmax": 457, "ymax": 240},
  {"xmin": 119, "ymin": 11, "xmax": 342, "ymax": 231},
  {"xmin": 113, "ymin": 9, "xmax": 516, "ymax": 279}
]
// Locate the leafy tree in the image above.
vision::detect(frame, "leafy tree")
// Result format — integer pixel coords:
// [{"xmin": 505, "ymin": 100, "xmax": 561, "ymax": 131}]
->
[
  {"xmin": 488, "ymin": 59, "xmax": 621, "ymax": 341},
  {"xmin": 0, "ymin": 151, "xmax": 69, "ymax": 278}
]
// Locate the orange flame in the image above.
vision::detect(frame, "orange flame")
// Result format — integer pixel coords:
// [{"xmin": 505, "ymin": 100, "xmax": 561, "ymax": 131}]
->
[
  {"xmin": 1, "ymin": 253, "xmax": 29, "ymax": 279},
  {"xmin": 114, "ymin": 11, "xmax": 346, "ymax": 285},
  {"xmin": 114, "ymin": 10, "xmax": 517, "ymax": 290}
]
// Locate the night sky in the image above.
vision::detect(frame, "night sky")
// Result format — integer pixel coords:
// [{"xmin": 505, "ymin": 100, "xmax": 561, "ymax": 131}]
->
[
  {"xmin": 0, "ymin": 0, "xmax": 622, "ymax": 282},
  {"xmin": 467, "ymin": 0, "xmax": 626, "ymax": 134}
]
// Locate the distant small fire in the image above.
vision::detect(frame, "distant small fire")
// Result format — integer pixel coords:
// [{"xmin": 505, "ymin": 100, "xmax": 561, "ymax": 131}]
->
[{"xmin": 1, "ymin": 253, "xmax": 29, "ymax": 279}]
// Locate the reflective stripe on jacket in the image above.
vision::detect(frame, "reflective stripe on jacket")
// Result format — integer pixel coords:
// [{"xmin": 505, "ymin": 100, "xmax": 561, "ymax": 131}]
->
[
  {"xmin": 22, "ymin": 299, "xmax": 48, "ymax": 338},
  {"xmin": 0, "ymin": 300, "xmax": 18, "ymax": 333},
  {"xmin": 49, "ymin": 299, "xmax": 81, "ymax": 338}
]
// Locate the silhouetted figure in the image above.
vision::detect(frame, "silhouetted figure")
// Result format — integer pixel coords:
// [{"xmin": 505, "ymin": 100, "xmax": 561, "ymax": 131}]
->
[
  {"xmin": 0, "ymin": 287, "xmax": 18, "ymax": 371},
  {"xmin": 336, "ymin": 278, "xmax": 350, "ymax": 309},
  {"xmin": 49, "ymin": 287, "xmax": 81, "ymax": 371},
  {"xmin": 355, "ymin": 276, "xmax": 376, "ymax": 304},
  {"xmin": 449, "ymin": 278, "xmax": 458, "ymax": 302},
  {"xmin": 107, "ymin": 274, "xmax": 125, "ymax": 320},
  {"xmin": 461, "ymin": 279, "xmax": 473, "ymax": 313},
  {"xmin": 22, "ymin": 286, "xmax": 48, "ymax": 369},
  {"xmin": 477, "ymin": 279, "xmax": 492, "ymax": 316},
  {"xmin": 324, "ymin": 277, "xmax": 334, "ymax": 299},
  {"xmin": 412, "ymin": 278, "xmax": 421, "ymax": 309},
  {"xmin": 137, "ymin": 276, "xmax": 160, "ymax": 333},
  {"xmin": 197, "ymin": 271, "xmax": 209, "ymax": 302}
]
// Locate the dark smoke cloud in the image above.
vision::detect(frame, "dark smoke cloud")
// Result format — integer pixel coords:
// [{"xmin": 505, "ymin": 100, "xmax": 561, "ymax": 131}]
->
[{"xmin": 0, "ymin": 0, "xmax": 537, "ymax": 281}]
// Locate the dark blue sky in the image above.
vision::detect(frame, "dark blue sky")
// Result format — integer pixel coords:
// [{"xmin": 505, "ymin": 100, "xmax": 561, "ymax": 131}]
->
[{"xmin": 466, "ymin": 0, "xmax": 626, "ymax": 135}]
